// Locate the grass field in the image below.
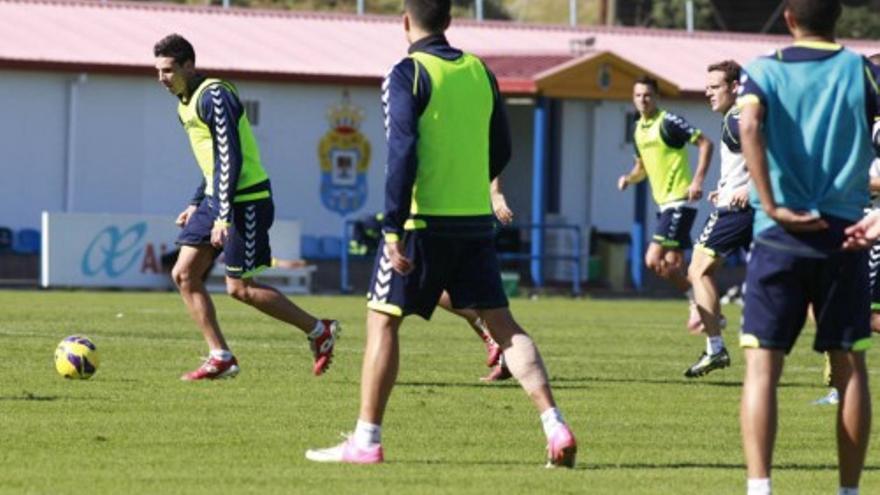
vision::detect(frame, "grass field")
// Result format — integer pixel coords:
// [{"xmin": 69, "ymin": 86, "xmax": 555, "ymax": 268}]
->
[{"xmin": 1, "ymin": 290, "xmax": 878, "ymax": 494}]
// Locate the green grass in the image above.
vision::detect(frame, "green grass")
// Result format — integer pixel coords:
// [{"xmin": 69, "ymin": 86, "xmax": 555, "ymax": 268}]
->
[{"xmin": 0, "ymin": 291, "xmax": 877, "ymax": 494}]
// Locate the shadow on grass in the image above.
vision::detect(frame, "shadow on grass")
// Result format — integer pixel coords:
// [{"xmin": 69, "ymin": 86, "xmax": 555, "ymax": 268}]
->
[
  {"xmin": 550, "ymin": 376, "xmax": 819, "ymax": 390},
  {"xmin": 0, "ymin": 391, "xmax": 61, "ymax": 401},
  {"xmin": 396, "ymin": 381, "xmax": 520, "ymax": 390},
  {"xmin": 583, "ymin": 462, "xmax": 880, "ymax": 472}
]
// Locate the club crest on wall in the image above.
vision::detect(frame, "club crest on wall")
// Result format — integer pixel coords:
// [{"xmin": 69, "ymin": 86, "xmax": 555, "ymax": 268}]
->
[{"xmin": 318, "ymin": 91, "xmax": 371, "ymax": 216}]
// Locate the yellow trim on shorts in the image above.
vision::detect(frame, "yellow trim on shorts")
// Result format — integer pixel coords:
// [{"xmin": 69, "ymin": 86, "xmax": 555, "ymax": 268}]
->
[
  {"xmin": 871, "ymin": 303, "xmax": 880, "ymax": 311},
  {"xmin": 694, "ymin": 244, "xmax": 718, "ymax": 258},
  {"xmin": 367, "ymin": 300, "xmax": 403, "ymax": 317},
  {"xmin": 653, "ymin": 235, "xmax": 680, "ymax": 248},
  {"xmin": 240, "ymin": 264, "xmax": 270, "ymax": 279},
  {"xmin": 740, "ymin": 334, "xmax": 761, "ymax": 349}
]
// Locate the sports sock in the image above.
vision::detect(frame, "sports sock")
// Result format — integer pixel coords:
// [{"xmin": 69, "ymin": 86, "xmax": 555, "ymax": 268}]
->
[
  {"xmin": 353, "ymin": 420, "xmax": 381, "ymax": 448},
  {"xmin": 209, "ymin": 349, "xmax": 233, "ymax": 361},
  {"xmin": 747, "ymin": 478, "xmax": 771, "ymax": 495},
  {"xmin": 540, "ymin": 407, "xmax": 566, "ymax": 438},
  {"xmin": 838, "ymin": 487, "xmax": 859, "ymax": 495},
  {"xmin": 309, "ymin": 320, "xmax": 326, "ymax": 339},
  {"xmin": 707, "ymin": 336, "xmax": 725, "ymax": 355}
]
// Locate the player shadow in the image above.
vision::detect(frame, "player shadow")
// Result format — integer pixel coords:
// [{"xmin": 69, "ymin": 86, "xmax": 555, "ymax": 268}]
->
[
  {"xmin": 0, "ymin": 391, "xmax": 61, "ymax": 401},
  {"xmin": 396, "ymin": 380, "xmax": 520, "ymax": 390},
  {"xmin": 550, "ymin": 376, "xmax": 819, "ymax": 390},
  {"xmin": 584, "ymin": 462, "xmax": 880, "ymax": 472}
]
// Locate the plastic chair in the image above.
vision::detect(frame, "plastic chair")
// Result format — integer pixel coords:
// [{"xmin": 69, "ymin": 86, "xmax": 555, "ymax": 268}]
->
[
  {"xmin": 14, "ymin": 228, "xmax": 40, "ymax": 255},
  {"xmin": 320, "ymin": 236, "xmax": 343, "ymax": 259},
  {"xmin": 300, "ymin": 235, "xmax": 322, "ymax": 259}
]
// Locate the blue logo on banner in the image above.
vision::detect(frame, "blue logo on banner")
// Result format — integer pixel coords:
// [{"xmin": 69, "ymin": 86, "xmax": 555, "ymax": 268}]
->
[
  {"xmin": 320, "ymin": 164, "xmax": 367, "ymax": 216},
  {"xmin": 81, "ymin": 223, "xmax": 147, "ymax": 278}
]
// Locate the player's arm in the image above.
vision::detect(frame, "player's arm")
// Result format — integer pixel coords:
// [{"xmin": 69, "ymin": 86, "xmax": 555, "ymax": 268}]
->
[
  {"xmin": 739, "ymin": 85, "xmax": 826, "ymax": 232},
  {"xmin": 485, "ymin": 68, "xmax": 512, "ymax": 180},
  {"xmin": 198, "ymin": 83, "xmax": 246, "ymax": 245},
  {"xmin": 490, "ymin": 177, "xmax": 513, "ymax": 225},
  {"xmin": 661, "ymin": 112, "xmax": 712, "ymax": 201},
  {"xmin": 381, "ymin": 58, "xmax": 427, "ymax": 273},
  {"xmin": 618, "ymin": 153, "xmax": 647, "ymax": 191},
  {"xmin": 176, "ymin": 179, "xmax": 206, "ymax": 227}
]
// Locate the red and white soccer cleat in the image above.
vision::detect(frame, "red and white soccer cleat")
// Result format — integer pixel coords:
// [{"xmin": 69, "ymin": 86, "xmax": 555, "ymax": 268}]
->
[
  {"xmin": 180, "ymin": 355, "xmax": 240, "ymax": 381},
  {"xmin": 305, "ymin": 436, "xmax": 384, "ymax": 464},
  {"xmin": 310, "ymin": 320, "xmax": 341, "ymax": 376},
  {"xmin": 546, "ymin": 424, "xmax": 577, "ymax": 468},
  {"xmin": 483, "ymin": 333, "xmax": 502, "ymax": 367}
]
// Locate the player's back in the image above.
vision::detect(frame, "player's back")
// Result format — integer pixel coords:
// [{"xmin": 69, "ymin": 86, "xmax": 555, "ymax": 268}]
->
[{"xmin": 743, "ymin": 45, "xmax": 874, "ymax": 231}]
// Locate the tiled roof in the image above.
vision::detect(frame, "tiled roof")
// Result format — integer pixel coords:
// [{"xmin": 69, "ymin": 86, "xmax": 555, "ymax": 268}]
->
[{"xmin": 1, "ymin": 0, "xmax": 878, "ymax": 94}]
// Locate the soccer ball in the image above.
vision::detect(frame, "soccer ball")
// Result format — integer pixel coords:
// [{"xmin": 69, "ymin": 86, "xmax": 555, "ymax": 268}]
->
[{"xmin": 54, "ymin": 335, "xmax": 99, "ymax": 379}]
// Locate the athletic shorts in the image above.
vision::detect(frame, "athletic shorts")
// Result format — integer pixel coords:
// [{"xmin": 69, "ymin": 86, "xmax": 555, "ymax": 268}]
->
[
  {"xmin": 870, "ymin": 239, "xmax": 880, "ymax": 311},
  {"xmin": 177, "ymin": 197, "xmax": 274, "ymax": 279},
  {"xmin": 694, "ymin": 207, "xmax": 754, "ymax": 258},
  {"xmin": 741, "ymin": 221, "xmax": 872, "ymax": 353},
  {"xmin": 366, "ymin": 231, "xmax": 509, "ymax": 320},
  {"xmin": 653, "ymin": 206, "xmax": 696, "ymax": 249}
]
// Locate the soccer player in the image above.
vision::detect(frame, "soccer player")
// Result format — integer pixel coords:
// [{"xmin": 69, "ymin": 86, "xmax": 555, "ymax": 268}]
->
[
  {"xmin": 737, "ymin": 1, "xmax": 879, "ymax": 493},
  {"xmin": 305, "ymin": 0, "xmax": 576, "ymax": 466},
  {"xmin": 153, "ymin": 34, "xmax": 340, "ymax": 381},
  {"xmin": 618, "ymin": 76, "xmax": 714, "ymax": 330},
  {"xmin": 684, "ymin": 60, "xmax": 752, "ymax": 378}
]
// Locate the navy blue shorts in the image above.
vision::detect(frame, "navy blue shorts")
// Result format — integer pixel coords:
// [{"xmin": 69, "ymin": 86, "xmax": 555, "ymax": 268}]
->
[
  {"xmin": 694, "ymin": 207, "xmax": 754, "ymax": 258},
  {"xmin": 366, "ymin": 231, "xmax": 509, "ymax": 320},
  {"xmin": 653, "ymin": 206, "xmax": 696, "ymax": 249},
  {"xmin": 177, "ymin": 197, "xmax": 274, "ymax": 279},
  {"xmin": 741, "ymin": 223, "xmax": 872, "ymax": 353}
]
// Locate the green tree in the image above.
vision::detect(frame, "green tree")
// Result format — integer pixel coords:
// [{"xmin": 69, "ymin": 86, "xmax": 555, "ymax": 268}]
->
[{"xmin": 649, "ymin": 0, "xmax": 715, "ymax": 31}]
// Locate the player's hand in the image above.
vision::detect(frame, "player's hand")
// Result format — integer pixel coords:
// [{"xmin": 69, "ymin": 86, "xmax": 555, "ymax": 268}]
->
[
  {"xmin": 687, "ymin": 182, "xmax": 703, "ymax": 202},
  {"xmin": 843, "ymin": 211, "xmax": 880, "ymax": 250},
  {"xmin": 768, "ymin": 207, "xmax": 828, "ymax": 233},
  {"xmin": 707, "ymin": 190, "xmax": 719, "ymax": 206},
  {"xmin": 491, "ymin": 193, "xmax": 514, "ymax": 225},
  {"xmin": 385, "ymin": 240, "xmax": 413, "ymax": 275},
  {"xmin": 176, "ymin": 205, "xmax": 198, "ymax": 227},
  {"xmin": 617, "ymin": 175, "xmax": 629, "ymax": 191},
  {"xmin": 729, "ymin": 186, "xmax": 750, "ymax": 209},
  {"xmin": 210, "ymin": 224, "xmax": 229, "ymax": 248}
]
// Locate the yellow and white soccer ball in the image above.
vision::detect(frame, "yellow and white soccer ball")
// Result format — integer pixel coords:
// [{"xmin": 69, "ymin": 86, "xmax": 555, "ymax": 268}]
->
[{"xmin": 54, "ymin": 335, "xmax": 99, "ymax": 379}]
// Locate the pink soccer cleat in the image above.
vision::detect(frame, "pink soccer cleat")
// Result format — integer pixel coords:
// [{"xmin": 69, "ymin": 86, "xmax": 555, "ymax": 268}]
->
[
  {"xmin": 310, "ymin": 320, "xmax": 340, "ymax": 376},
  {"xmin": 546, "ymin": 424, "xmax": 577, "ymax": 468},
  {"xmin": 305, "ymin": 436, "xmax": 384, "ymax": 464},
  {"xmin": 180, "ymin": 355, "xmax": 240, "ymax": 381}
]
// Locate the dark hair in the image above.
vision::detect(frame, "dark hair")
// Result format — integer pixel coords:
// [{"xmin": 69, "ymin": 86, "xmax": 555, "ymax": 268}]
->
[
  {"xmin": 153, "ymin": 33, "xmax": 196, "ymax": 65},
  {"xmin": 404, "ymin": 0, "xmax": 451, "ymax": 34},
  {"xmin": 869, "ymin": 53, "xmax": 880, "ymax": 66},
  {"xmin": 633, "ymin": 75, "xmax": 658, "ymax": 93},
  {"xmin": 707, "ymin": 60, "xmax": 742, "ymax": 85},
  {"xmin": 785, "ymin": 0, "xmax": 841, "ymax": 37}
]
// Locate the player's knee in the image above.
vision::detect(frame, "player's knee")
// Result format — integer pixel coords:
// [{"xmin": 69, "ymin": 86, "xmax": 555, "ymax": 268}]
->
[
  {"xmin": 226, "ymin": 282, "xmax": 251, "ymax": 303},
  {"xmin": 172, "ymin": 265, "xmax": 197, "ymax": 290}
]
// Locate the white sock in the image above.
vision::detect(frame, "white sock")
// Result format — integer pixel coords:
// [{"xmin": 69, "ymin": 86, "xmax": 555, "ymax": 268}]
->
[
  {"xmin": 209, "ymin": 349, "xmax": 233, "ymax": 361},
  {"xmin": 540, "ymin": 407, "xmax": 565, "ymax": 438},
  {"xmin": 353, "ymin": 419, "xmax": 381, "ymax": 448},
  {"xmin": 839, "ymin": 487, "xmax": 859, "ymax": 495},
  {"xmin": 747, "ymin": 478, "xmax": 771, "ymax": 495},
  {"xmin": 309, "ymin": 320, "xmax": 325, "ymax": 339},
  {"xmin": 707, "ymin": 336, "xmax": 725, "ymax": 355}
]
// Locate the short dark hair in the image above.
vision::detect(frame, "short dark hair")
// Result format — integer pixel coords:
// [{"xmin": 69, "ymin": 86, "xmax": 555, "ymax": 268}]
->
[
  {"xmin": 405, "ymin": 0, "xmax": 451, "ymax": 34},
  {"xmin": 634, "ymin": 76, "xmax": 658, "ymax": 93},
  {"xmin": 785, "ymin": 0, "xmax": 841, "ymax": 37},
  {"xmin": 153, "ymin": 33, "xmax": 196, "ymax": 65},
  {"xmin": 707, "ymin": 60, "xmax": 742, "ymax": 85}
]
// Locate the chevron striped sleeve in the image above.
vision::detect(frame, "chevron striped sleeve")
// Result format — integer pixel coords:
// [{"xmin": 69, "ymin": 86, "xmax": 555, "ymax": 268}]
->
[{"xmin": 198, "ymin": 83, "xmax": 245, "ymax": 227}]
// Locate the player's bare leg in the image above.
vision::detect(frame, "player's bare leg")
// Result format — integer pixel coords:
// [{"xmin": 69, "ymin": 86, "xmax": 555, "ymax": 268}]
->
[
  {"xmin": 437, "ymin": 291, "xmax": 502, "ymax": 368},
  {"xmin": 172, "ymin": 245, "xmax": 228, "ymax": 351},
  {"xmin": 478, "ymin": 307, "xmax": 576, "ymax": 467},
  {"xmin": 741, "ymin": 348, "xmax": 784, "ymax": 481},
  {"xmin": 225, "ymin": 276, "xmax": 340, "ymax": 375},
  {"xmin": 684, "ymin": 249, "xmax": 730, "ymax": 377},
  {"xmin": 828, "ymin": 350, "xmax": 871, "ymax": 488}
]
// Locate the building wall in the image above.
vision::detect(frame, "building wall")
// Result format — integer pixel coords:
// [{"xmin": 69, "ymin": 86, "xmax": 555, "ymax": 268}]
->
[{"xmin": 0, "ymin": 70, "xmax": 390, "ymax": 238}]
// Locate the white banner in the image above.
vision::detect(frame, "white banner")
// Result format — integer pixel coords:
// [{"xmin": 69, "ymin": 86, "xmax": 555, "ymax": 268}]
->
[{"xmin": 41, "ymin": 212, "xmax": 180, "ymax": 289}]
